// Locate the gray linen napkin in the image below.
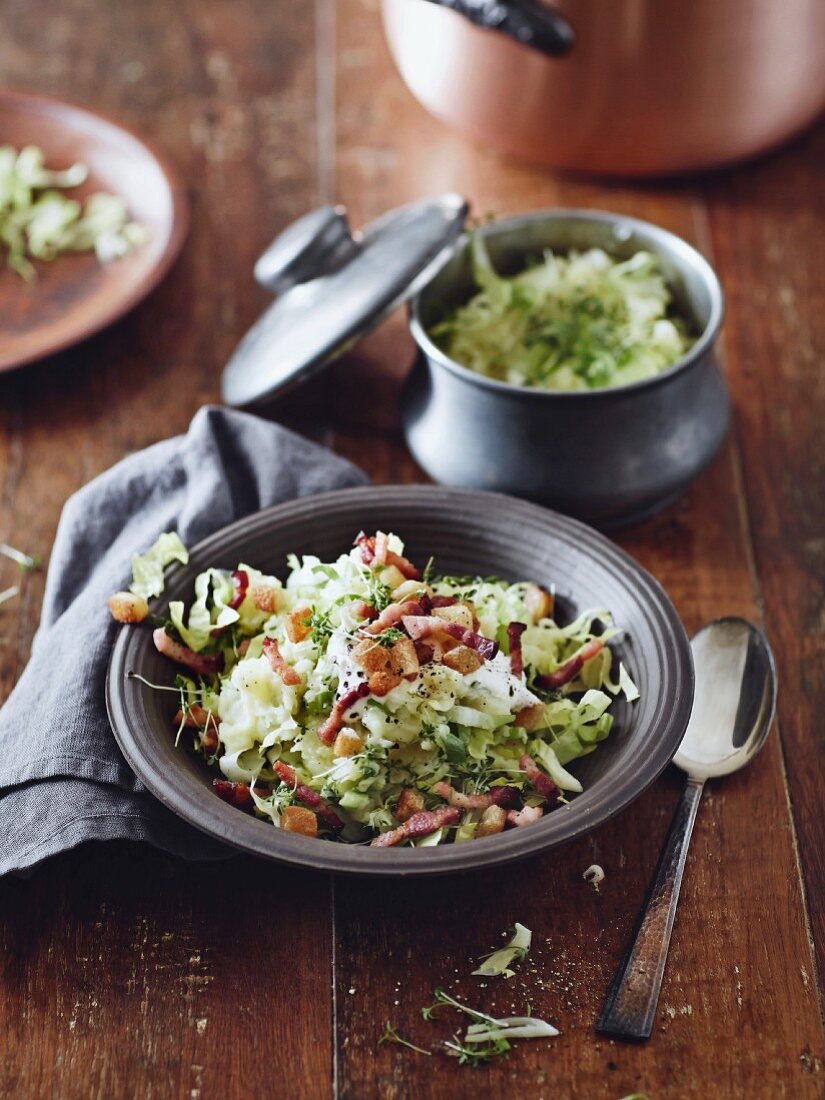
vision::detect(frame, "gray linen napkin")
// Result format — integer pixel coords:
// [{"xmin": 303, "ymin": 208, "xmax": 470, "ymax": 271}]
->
[{"xmin": 0, "ymin": 405, "xmax": 367, "ymax": 876}]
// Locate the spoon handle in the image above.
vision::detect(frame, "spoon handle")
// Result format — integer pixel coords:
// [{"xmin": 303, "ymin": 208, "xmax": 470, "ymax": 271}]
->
[{"xmin": 597, "ymin": 776, "xmax": 705, "ymax": 1041}]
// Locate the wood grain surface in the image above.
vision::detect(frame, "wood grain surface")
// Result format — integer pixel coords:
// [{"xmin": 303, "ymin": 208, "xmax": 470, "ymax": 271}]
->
[{"xmin": 1, "ymin": 1, "xmax": 823, "ymax": 1097}]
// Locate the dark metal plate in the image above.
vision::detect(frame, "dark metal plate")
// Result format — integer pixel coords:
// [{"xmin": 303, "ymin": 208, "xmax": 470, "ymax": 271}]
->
[{"xmin": 106, "ymin": 485, "xmax": 693, "ymax": 876}]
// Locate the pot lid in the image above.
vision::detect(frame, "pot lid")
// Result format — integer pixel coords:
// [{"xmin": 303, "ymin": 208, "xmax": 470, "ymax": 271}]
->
[{"xmin": 221, "ymin": 194, "xmax": 469, "ymax": 407}]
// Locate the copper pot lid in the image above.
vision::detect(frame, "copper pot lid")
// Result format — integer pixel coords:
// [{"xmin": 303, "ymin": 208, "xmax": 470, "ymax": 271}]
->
[{"xmin": 221, "ymin": 194, "xmax": 469, "ymax": 408}]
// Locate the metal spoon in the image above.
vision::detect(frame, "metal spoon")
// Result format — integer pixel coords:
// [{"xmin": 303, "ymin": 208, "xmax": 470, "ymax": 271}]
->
[{"xmin": 597, "ymin": 616, "xmax": 777, "ymax": 1041}]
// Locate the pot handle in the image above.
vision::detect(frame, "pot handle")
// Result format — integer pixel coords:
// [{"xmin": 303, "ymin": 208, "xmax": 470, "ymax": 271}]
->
[{"xmin": 421, "ymin": 0, "xmax": 574, "ymax": 57}]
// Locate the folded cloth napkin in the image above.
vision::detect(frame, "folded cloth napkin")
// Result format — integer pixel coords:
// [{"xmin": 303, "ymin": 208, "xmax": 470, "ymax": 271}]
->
[{"xmin": 0, "ymin": 405, "xmax": 367, "ymax": 876}]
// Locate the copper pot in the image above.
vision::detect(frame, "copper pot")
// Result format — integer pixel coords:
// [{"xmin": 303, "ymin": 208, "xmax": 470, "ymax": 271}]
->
[{"xmin": 381, "ymin": 0, "xmax": 825, "ymax": 176}]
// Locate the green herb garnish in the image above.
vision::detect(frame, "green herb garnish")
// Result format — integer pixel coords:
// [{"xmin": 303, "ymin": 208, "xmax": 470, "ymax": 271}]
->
[
  {"xmin": 374, "ymin": 626, "xmax": 406, "ymax": 649},
  {"xmin": 309, "ymin": 608, "xmax": 334, "ymax": 645},
  {"xmin": 378, "ymin": 1021, "xmax": 431, "ymax": 1056}
]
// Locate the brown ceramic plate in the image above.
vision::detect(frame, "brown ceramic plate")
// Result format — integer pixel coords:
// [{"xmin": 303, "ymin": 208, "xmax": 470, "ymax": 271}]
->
[
  {"xmin": 0, "ymin": 90, "xmax": 188, "ymax": 371},
  {"xmin": 106, "ymin": 486, "xmax": 694, "ymax": 876}
]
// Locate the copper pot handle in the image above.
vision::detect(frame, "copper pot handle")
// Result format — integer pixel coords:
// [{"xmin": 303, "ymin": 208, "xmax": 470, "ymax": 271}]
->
[{"xmin": 421, "ymin": 0, "xmax": 574, "ymax": 57}]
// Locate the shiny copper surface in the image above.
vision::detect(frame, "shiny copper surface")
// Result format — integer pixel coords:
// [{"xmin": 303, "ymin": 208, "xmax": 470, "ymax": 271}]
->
[{"xmin": 382, "ymin": 0, "xmax": 825, "ymax": 175}]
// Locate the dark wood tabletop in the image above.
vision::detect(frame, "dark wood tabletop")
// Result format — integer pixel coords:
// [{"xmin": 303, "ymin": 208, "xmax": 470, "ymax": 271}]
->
[{"xmin": 1, "ymin": 2, "xmax": 823, "ymax": 1097}]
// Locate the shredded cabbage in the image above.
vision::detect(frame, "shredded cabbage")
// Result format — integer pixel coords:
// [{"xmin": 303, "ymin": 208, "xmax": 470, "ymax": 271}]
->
[
  {"xmin": 431, "ymin": 234, "xmax": 693, "ymax": 391},
  {"xmin": 157, "ymin": 533, "xmax": 639, "ymax": 845},
  {"xmin": 0, "ymin": 145, "xmax": 149, "ymax": 280},
  {"xmin": 130, "ymin": 532, "xmax": 189, "ymax": 600}
]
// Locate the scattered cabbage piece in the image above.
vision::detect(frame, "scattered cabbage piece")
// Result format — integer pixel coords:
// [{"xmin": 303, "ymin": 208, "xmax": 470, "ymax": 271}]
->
[
  {"xmin": 0, "ymin": 585, "xmax": 20, "ymax": 609},
  {"xmin": 472, "ymin": 922, "xmax": 532, "ymax": 978},
  {"xmin": 0, "ymin": 145, "xmax": 149, "ymax": 280},
  {"xmin": 431, "ymin": 233, "xmax": 694, "ymax": 392},
  {"xmin": 462, "ymin": 1016, "xmax": 559, "ymax": 1042},
  {"xmin": 129, "ymin": 532, "xmax": 189, "ymax": 601},
  {"xmin": 428, "ymin": 988, "xmax": 559, "ymax": 1065},
  {"xmin": 583, "ymin": 863, "xmax": 605, "ymax": 891},
  {"xmin": 0, "ymin": 543, "xmax": 39, "ymax": 572}
]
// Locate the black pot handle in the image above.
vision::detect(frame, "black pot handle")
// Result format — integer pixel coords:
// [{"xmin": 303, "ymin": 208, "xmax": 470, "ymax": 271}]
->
[{"xmin": 422, "ymin": 0, "xmax": 574, "ymax": 57}]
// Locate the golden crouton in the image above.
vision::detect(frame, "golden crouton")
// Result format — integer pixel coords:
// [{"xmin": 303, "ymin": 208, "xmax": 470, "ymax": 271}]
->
[
  {"xmin": 390, "ymin": 636, "xmax": 419, "ymax": 679},
  {"xmin": 333, "ymin": 729, "xmax": 363, "ymax": 757},
  {"xmin": 396, "ymin": 788, "xmax": 426, "ymax": 822},
  {"xmin": 433, "ymin": 603, "xmax": 475, "ymax": 631},
  {"xmin": 107, "ymin": 591, "xmax": 149, "ymax": 624},
  {"xmin": 352, "ymin": 635, "xmax": 420, "ymax": 696},
  {"xmin": 442, "ymin": 645, "xmax": 483, "ymax": 675},
  {"xmin": 367, "ymin": 669, "xmax": 401, "ymax": 696},
  {"xmin": 250, "ymin": 584, "xmax": 280, "ymax": 613},
  {"xmin": 476, "ymin": 804, "xmax": 507, "ymax": 837},
  {"xmin": 525, "ymin": 583, "xmax": 554, "ymax": 623},
  {"xmin": 281, "ymin": 805, "xmax": 317, "ymax": 837},
  {"xmin": 284, "ymin": 605, "xmax": 312, "ymax": 643},
  {"xmin": 515, "ymin": 703, "xmax": 546, "ymax": 731}
]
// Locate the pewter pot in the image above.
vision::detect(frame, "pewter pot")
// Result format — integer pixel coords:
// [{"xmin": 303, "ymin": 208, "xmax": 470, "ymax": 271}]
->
[{"xmin": 403, "ymin": 209, "xmax": 727, "ymax": 529}]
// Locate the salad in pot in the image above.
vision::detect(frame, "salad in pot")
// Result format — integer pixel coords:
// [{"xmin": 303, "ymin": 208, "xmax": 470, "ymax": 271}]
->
[{"xmin": 109, "ymin": 531, "xmax": 639, "ymax": 847}]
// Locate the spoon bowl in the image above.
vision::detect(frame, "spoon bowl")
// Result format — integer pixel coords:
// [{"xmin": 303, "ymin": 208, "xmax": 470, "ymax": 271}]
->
[{"xmin": 674, "ymin": 617, "xmax": 777, "ymax": 779}]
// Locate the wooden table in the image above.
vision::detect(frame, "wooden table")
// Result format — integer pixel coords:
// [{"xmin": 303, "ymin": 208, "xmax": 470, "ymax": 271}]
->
[{"xmin": 1, "ymin": 2, "xmax": 823, "ymax": 1096}]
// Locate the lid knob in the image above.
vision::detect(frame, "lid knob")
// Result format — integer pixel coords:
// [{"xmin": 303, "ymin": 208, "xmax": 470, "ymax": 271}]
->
[{"xmin": 254, "ymin": 205, "xmax": 361, "ymax": 294}]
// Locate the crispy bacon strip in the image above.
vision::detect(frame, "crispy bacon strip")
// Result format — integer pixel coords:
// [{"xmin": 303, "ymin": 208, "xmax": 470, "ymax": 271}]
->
[
  {"xmin": 355, "ymin": 532, "xmax": 422, "ymax": 580},
  {"xmin": 273, "ymin": 760, "xmax": 298, "ymax": 787},
  {"xmin": 213, "ymin": 779, "xmax": 253, "ymax": 807},
  {"xmin": 355, "ymin": 531, "xmax": 375, "ymax": 564},
  {"xmin": 432, "ymin": 782, "xmax": 521, "ymax": 810},
  {"xmin": 401, "ymin": 616, "xmax": 499, "ymax": 660},
  {"xmin": 387, "ymin": 550, "xmax": 422, "ymax": 581},
  {"xmin": 507, "ymin": 621, "xmax": 527, "ymax": 677},
  {"xmin": 534, "ymin": 638, "xmax": 605, "ymax": 690},
  {"xmin": 317, "ymin": 805, "xmax": 345, "ymax": 833},
  {"xmin": 519, "ymin": 754, "xmax": 558, "ymax": 801},
  {"xmin": 174, "ymin": 704, "xmax": 219, "ymax": 730},
  {"xmin": 174, "ymin": 705, "xmax": 220, "ymax": 753},
  {"xmin": 506, "ymin": 805, "xmax": 544, "ymax": 828},
  {"xmin": 352, "ymin": 600, "xmax": 379, "ymax": 622},
  {"xmin": 262, "ymin": 637, "xmax": 301, "ymax": 686},
  {"xmin": 370, "ymin": 806, "xmax": 461, "ymax": 848},
  {"xmin": 229, "ymin": 569, "xmax": 249, "ymax": 610},
  {"xmin": 373, "ymin": 530, "xmax": 389, "ymax": 565},
  {"xmin": 153, "ymin": 628, "xmax": 224, "ymax": 676},
  {"xmin": 430, "ymin": 595, "xmax": 457, "ymax": 609},
  {"xmin": 400, "ymin": 615, "xmax": 441, "ymax": 640},
  {"xmin": 363, "ymin": 600, "xmax": 425, "ymax": 636},
  {"xmin": 490, "ymin": 785, "xmax": 523, "ymax": 808},
  {"xmin": 318, "ymin": 682, "xmax": 370, "ymax": 745},
  {"xmin": 272, "ymin": 762, "xmax": 343, "ymax": 831},
  {"xmin": 432, "ymin": 781, "xmax": 493, "ymax": 810},
  {"xmin": 273, "ymin": 760, "xmax": 320, "ymax": 809},
  {"xmin": 440, "ymin": 623, "xmax": 498, "ymax": 659}
]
